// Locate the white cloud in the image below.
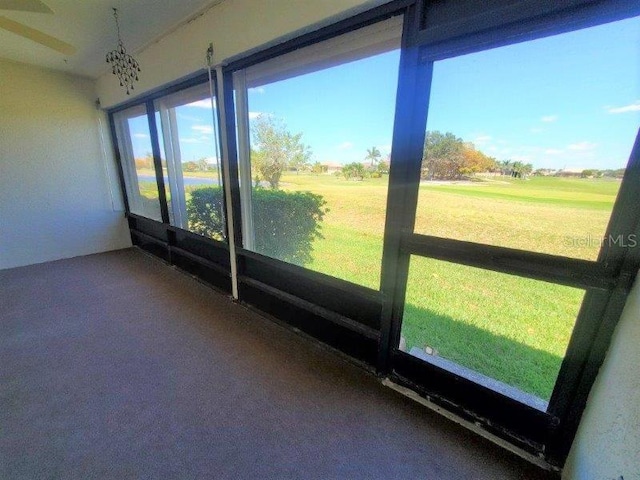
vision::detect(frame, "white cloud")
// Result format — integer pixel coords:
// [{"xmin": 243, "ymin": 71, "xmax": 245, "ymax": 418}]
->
[
  {"xmin": 192, "ymin": 125, "xmax": 213, "ymax": 134},
  {"xmin": 544, "ymin": 148, "xmax": 563, "ymax": 155},
  {"xmin": 180, "ymin": 138, "xmax": 202, "ymax": 144},
  {"xmin": 530, "ymin": 127, "xmax": 544, "ymax": 134},
  {"xmin": 473, "ymin": 135, "xmax": 492, "ymax": 145},
  {"xmin": 607, "ymin": 101, "xmax": 640, "ymax": 114},
  {"xmin": 186, "ymin": 99, "xmax": 217, "ymax": 109},
  {"xmin": 567, "ymin": 141, "xmax": 597, "ymax": 151},
  {"xmin": 133, "ymin": 133, "xmax": 149, "ymax": 139},
  {"xmin": 248, "ymin": 111, "xmax": 263, "ymax": 120},
  {"xmin": 337, "ymin": 142, "xmax": 354, "ymax": 150},
  {"xmin": 177, "ymin": 113, "xmax": 200, "ymax": 122},
  {"xmin": 249, "ymin": 87, "xmax": 266, "ymax": 94},
  {"xmin": 541, "ymin": 115, "xmax": 558, "ymax": 123},
  {"xmin": 511, "ymin": 154, "xmax": 532, "ymax": 163}
]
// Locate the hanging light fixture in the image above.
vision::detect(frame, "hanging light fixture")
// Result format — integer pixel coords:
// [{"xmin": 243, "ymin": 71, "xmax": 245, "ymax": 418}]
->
[{"xmin": 106, "ymin": 7, "xmax": 140, "ymax": 95}]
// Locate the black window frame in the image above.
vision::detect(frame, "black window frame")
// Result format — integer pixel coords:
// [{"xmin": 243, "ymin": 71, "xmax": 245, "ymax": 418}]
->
[
  {"xmin": 218, "ymin": 1, "xmax": 414, "ymax": 367},
  {"xmin": 381, "ymin": 0, "xmax": 640, "ymax": 466},
  {"xmin": 108, "ymin": 72, "xmax": 233, "ymax": 293},
  {"xmin": 105, "ymin": 0, "xmax": 640, "ymax": 470}
]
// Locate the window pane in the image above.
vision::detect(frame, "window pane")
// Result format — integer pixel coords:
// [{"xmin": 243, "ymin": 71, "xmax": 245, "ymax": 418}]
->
[
  {"xmin": 154, "ymin": 84, "xmax": 226, "ymax": 241},
  {"xmin": 235, "ymin": 17, "xmax": 402, "ymax": 289},
  {"xmin": 415, "ymin": 17, "xmax": 640, "ymax": 260},
  {"xmin": 113, "ymin": 106, "xmax": 162, "ymax": 221},
  {"xmin": 400, "ymin": 256, "xmax": 585, "ymax": 408}
]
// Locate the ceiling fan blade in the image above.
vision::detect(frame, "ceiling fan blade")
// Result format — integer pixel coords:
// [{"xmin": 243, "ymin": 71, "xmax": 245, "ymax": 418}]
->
[
  {"xmin": 0, "ymin": 0, "xmax": 53, "ymax": 14},
  {"xmin": 0, "ymin": 16, "xmax": 75, "ymax": 55}
]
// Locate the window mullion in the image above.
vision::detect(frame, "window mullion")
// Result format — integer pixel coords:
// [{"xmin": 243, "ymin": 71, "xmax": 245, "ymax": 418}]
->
[
  {"xmin": 158, "ymin": 104, "xmax": 189, "ymax": 229},
  {"xmin": 146, "ymin": 100, "xmax": 170, "ymax": 224},
  {"xmin": 233, "ymin": 70, "xmax": 256, "ymax": 251},
  {"xmin": 114, "ymin": 117, "xmax": 142, "ymax": 214},
  {"xmin": 404, "ymin": 234, "xmax": 619, "ymax": 291}
]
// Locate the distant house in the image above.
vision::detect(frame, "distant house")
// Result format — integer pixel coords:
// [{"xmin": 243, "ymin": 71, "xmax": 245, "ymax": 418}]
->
[
  {"xmin": 533, "ymin": 168, "xmax": 558, "ymax": 176},
  {"xmin": 322, "ymin": 162, "xmax": 343, "ymax": 175},
  {"xmin": 556, "ymin": 168, "xmax": 584, "ymax": 177}
]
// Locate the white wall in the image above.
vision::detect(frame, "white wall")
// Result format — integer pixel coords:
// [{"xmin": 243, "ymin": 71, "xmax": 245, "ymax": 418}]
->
[
  {"xmin": 0, "ymin": 59, "xmax": 131, "ymax": 270},
  {"xmin": 96, "ymin": 0, "xmax": 383, "ymax": 108},
  {"xmin": 563, "ymin": 276, "xmax": 640, "ymax": 480}
]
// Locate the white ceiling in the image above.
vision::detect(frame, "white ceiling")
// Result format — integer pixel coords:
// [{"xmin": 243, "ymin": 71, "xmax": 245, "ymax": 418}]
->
[{"xmin": 0, "ymin": 0, "xmax": 224, "ymax": 78}]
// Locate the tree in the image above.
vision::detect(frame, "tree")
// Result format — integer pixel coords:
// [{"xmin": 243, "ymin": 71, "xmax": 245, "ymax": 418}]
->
[
  {"xmin": 364, "ymin": 146, "xmax": 382, "ymax": 169},
  {"xmin": 251, "ymin": 149, "xmax": 265, "ymax": 187},
  {"xmin": 134, "ymin": 152, "xmax": 154, "ymax": 170},
  {"xmin": 342, "ymin": 162, "xmax": 367, "ymax": 181},
  {"xmin": 422, "ymin": 131, "xmax": 466, "ymax": 180},
  {"xmin": 251, "ymin": 115, "xmax": 311, "ymax": 189},
  {"xmin": 601, "ymin": 169, "xmax": 624, "ymax": 178},
  {"xmin": 289, "ymin": 144, "xmax": 312, "ymax": 175},
  {"xmin": 311, "ymin": 161, "xmax": 326, "ymax": 175},
  {"xmin": 183, "ymin": 161, "xmax": 198, "ymax": 172},
  {"xmin": 422, "ymin": 131, "xmax": 503, "ymax": 180},
  {"xmin": 459, "ymin": 143, "xmax": 497, "ymax": 176},
  {"xmin": 377, "ymin": 157, "xmax": 390, "ymax": 175},
  {"xmin": 510, "ymin": 161, "xmax": 533, "ymax": 178},
  {"xmin": 498, "ymin": 160, "xmax": 513, "ymax": 176},
  {"xmin": 197, "ymin": 157, "xmax": 209, "ymax": 172}
]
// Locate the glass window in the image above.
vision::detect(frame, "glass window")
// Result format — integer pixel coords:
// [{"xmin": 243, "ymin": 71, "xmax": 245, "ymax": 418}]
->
[
  {"xmin": 400, "ymin": 15, "xmax": 640, "ymax": 410},
  {"xmin": 401, "ymin": 256, "xmax": 585, "ymax": 408},
  {"xmin": 154, "ymin": 84, "xmax": 226, "ymax": 241},
  {"xmin": 113, "ymin": 105, "xmax": 163, "ymax": 221},
  {"xmin": 414, "ymin": 17, "xmax": 640, "ymax": 260},
  {"xmin": 234, "ymin": 17, "xmax": 403, "ymax": 289}
]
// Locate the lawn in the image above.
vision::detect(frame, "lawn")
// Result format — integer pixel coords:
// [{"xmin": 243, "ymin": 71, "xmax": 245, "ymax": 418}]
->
[
  {"xmin": 136, "ymin": 169, "xmax": 621, "ymax": 401},
  {"xmin": 278, "ymin": 173, "xmax": 620, "ymax": 401},
  {"xmin": 414, "ymin": 177, "xmax": 619, "ymax": 260}
]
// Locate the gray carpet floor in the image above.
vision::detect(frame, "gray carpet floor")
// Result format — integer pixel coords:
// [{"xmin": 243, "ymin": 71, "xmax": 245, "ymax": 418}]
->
[{"xmin": 0, "ymin": 248, "xmax": 555, "ymax": 479}]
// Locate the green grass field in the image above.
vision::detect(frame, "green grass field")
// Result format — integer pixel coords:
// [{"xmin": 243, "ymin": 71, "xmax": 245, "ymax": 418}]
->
[
  {"xmin": 277, "ymin": 173, "xmax": 620, "ymax": 401},
  {"xmin": 135, "ymin": 168, "xmax": 621, "ymax": 401}
]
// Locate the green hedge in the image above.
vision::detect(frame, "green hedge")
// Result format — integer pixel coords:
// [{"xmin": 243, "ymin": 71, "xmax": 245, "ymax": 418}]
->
[
  {"xmin": 187, "ymin": 187, "xmax": 226, "ymax": 241},
  {"xmin": 187, "ymin": 187, "xmax": 327, "ymax": 265}
]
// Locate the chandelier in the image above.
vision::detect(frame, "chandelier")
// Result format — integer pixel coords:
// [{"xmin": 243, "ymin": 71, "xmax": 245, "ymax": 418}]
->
[{"xmin": 106, "ymin": 8, "xmax": 140, "ymax": 95}]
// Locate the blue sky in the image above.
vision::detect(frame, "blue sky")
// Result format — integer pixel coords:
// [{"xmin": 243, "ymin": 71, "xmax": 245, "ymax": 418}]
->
[
  {"xmin": 131, "ymin": 15, "xmax": 639, "ymax": 170},
  {"xmin": 426, "ymin": 15, "xmax": 640, "ymax": 170}
]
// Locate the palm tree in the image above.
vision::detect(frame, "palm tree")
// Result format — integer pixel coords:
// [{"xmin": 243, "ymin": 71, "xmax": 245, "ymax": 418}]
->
[
  {"xmin": 343, "ymin": 162, "xmax": 367, "ymax": 181},
  {"xmin": 364, "ymin": 146, "xmax": 382, "ymax": 168},
  {"xmin": 499, "ymin": 159, "xmax": 512, "ymax": 176}
]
